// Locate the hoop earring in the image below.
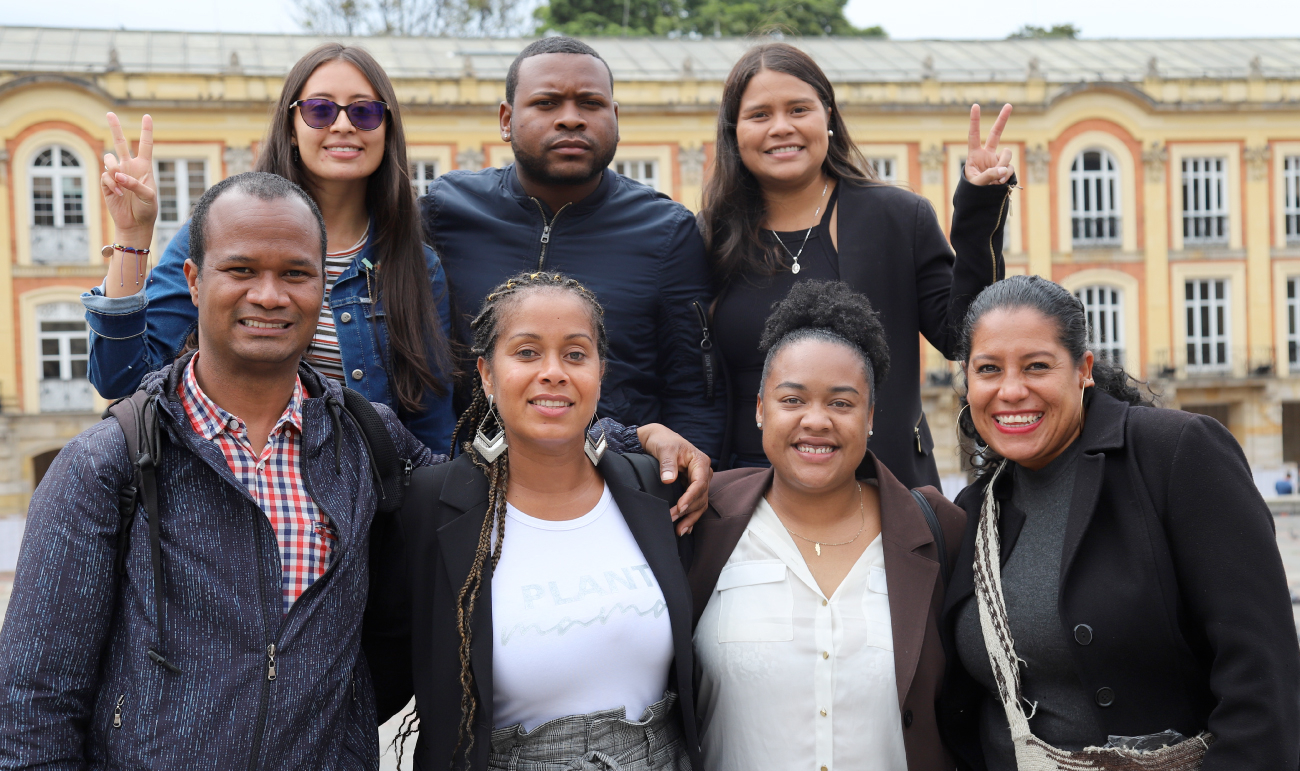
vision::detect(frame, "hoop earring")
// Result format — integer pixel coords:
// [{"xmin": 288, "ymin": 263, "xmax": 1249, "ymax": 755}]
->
[
  {"xmin": 958, "ymin": 403, "xmax": 989, "ymax": 453},
  {"xmin": 584, "ymin": 413, "xmax": 607, "ymax": 466},
  {"xmin": 472, "ymin": 395, "xmax": 508, "ymax": 462}
]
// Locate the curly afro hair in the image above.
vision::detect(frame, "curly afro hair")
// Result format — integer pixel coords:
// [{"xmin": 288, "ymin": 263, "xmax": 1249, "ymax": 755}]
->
[{"xmin": 758, "ymin": 280, "xmax": 890, "ymax": 400}]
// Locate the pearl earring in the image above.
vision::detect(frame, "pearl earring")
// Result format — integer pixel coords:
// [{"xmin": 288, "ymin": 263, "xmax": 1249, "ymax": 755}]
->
[
  {"xmin": 757, "ymin": 421, "xmax": 762, "ymax": 429},
  {"xmin": 828, "ymin": 129, "xmax": 834, "ymax": 137}
]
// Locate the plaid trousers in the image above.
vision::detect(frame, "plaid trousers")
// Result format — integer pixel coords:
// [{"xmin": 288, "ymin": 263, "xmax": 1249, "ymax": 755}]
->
[{"xmin": 488, "ymin": 692, "xmax": 691, "ymax": 771}]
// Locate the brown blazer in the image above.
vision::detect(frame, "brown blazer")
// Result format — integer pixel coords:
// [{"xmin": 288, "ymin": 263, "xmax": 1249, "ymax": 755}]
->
[{"xmin": 689, "ymin": 451, "xmax": 966, "ymax": 771}]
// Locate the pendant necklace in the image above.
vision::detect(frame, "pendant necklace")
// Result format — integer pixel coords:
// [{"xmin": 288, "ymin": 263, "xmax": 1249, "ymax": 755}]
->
[
  {"xmin": 770, "ymin": 180, "xmax": 829, "ymax": 275},
  {"xmin": 777, "ymin": 482, "xmax": 866, "ymax": 557}
]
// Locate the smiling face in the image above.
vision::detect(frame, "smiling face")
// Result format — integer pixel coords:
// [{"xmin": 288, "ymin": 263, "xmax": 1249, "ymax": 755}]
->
[
  {"xmin": 292, "ymin": 59, "xmax": 386, "ymax": 187},
  {"xmin": 758, "ymin": 338, "xmax": 873, "ymax": 493},
  {"xmin": 965, "ymin": 307, "xmax": 1094, "ymax": 470},
  {"xmin": 503, "ymin": 53, "xmax": 619, "ymax": 188},
  {"xmin": 185, "ymin": 191, "xmax": 324, "ymax": 374},
  {"xmin": 735, "ymin": 68, "xmax": 831, "ymax": 190},
  {"xmin": 478, "ymin": 289, "xmax": 604, "ymax": 455}
]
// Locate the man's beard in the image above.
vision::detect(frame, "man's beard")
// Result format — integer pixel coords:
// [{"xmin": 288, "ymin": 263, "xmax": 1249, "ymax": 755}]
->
[{"xmin": 512, "ymin": 134, "xmax": 618, "ymax": 187}]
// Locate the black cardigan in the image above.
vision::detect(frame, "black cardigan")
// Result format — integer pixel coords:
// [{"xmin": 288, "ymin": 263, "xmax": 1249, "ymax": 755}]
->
[
  {"xmin": 363, "ymin": 451, "xmax": 702, "ymax": 771},
  {"xmin": 938, "ymin": 390, "xmax": 1300, "ymax": 770},
  {"xmin": 716, "ymin": 175, "xmax": 1013, "ymax": 489}
]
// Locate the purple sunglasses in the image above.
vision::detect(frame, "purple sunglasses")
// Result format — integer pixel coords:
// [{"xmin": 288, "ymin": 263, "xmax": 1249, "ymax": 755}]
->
[{"xmin": 290, "ymin": 99, "xmax": 389, "ymax": 131}]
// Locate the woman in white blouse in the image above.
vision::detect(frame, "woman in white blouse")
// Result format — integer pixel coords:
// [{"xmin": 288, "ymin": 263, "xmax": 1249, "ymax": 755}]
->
[{"xmin": 688, "ymin": 280, "xmax": 967, "ymax": 771}]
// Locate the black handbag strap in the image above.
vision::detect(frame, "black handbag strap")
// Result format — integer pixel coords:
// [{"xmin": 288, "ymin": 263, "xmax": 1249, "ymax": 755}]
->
[{"xmin": 911, "ymin": 488, "xmax": 950, "ymax": 590}]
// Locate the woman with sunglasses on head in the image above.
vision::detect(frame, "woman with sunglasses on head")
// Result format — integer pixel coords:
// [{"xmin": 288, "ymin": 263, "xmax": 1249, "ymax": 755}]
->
[
  {"xmin": 939, "ymin": 275, "xmax": 1299, "ymax": 770},
  {"xmin": 365, "ymin": 271, "xmax": 700, "ymax": 771},
  {"xmin": 689, "ymin": 281, "xmax": 965, "ymax": 771},
  {"xmin": 701, "ymin": 43, "xmax": 1015, "ymax": 489},
  {"xmin": 84, "ymin": 44, "xmax": 456, "ymax": 450}
]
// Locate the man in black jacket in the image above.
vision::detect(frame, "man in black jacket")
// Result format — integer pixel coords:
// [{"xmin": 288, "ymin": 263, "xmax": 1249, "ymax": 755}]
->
[{"xmin": 420, "ymin": 37, "xmax": 724, "ymax": 459}]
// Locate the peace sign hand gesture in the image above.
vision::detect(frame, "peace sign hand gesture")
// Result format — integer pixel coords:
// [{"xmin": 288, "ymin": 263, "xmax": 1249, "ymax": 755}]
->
[
  {"xmin": 100, "ymin": 112, "xmax": 157, "ymax": 240},
  {"xmin": 964, "ymin": 103, "xmax": 1014, "ymax": 186}
]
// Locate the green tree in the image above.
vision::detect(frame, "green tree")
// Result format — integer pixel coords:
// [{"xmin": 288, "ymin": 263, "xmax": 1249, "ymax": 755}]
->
[
  {"xmin": 535, "ymin": 0, "xmax": 885, "ymax": 37},
  {"xmin": 1006, "ymin": 23, "xmax": 1079, "ymax": 39}
]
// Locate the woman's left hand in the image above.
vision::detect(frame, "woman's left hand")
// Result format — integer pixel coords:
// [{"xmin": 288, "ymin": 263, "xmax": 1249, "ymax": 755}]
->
[
  {"xmin": 964, "ymin": 103, "xmax": 1015, "ymax": 186},
  {"xmin": 636, "ymin": 424, "xmax": 713, "ymax": 535}
]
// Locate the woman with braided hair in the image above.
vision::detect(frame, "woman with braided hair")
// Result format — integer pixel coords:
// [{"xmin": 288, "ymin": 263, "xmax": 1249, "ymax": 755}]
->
[
  {"xmin": 365, "ymin": 271, "xmax": 701, "ymax": 771},
  {"xmin": 687, "ymin": 280, "xmax": 967, "ymax": 771}
]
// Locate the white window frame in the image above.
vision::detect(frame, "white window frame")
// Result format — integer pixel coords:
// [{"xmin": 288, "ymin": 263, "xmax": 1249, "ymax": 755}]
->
[
  {"xmin": 1185, "ymin": 279, "xmax": 1231, "ymax": 372},
  {"xmin": 1289, "ymin": 277, "xmax": 1300, "ymax": 373},
  {"xmin": 410, "ymin": 159, "xmax": 440, "ymax": 198},
  {"xmin": 29, "ymin": 146, "xmax": 85, "ymax": 228},
  {"xmin": 1070, "ymin": 149, "xmax": 1121, "ymax": 247},
  {"xmin": 866, "ymin": 156, "xmax": 896, "ymax": 182},
  {"xmin": 1285, "ymin": 156, "xmax": 1300, "ymax": 244},
  {"xmin": 155, "ymin": 158, "xmax": 208, "ymax": 225},
  {"xmin": 1075, "ymin": 285, "xmax": 1125, "ymax": 366},
  {"xmin": 1182, "ymin": 157, "xmax": 1230, "ymax": 246},
  {"xmin": 36, "ymin": 302, "xmax": 93, "ymax": 413},
  {"xmin": 614, "ymin": 159, "xmax": 659, "ymax": 191}
]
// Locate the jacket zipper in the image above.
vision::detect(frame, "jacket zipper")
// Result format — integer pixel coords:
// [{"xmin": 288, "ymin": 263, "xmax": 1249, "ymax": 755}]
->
[
  {"xmin": 246, "ymin": 518, "xmax": 275, "ymax": 771},
  {"xmin": 531, "ymin": 199, "xmax": 573, "ymax": 270},
  {"xmin": 112, "ymin": 694, "xmax": 125, "ymax": 729},
  {"xmin": 989, "ymin": 185, "xmax": 1013, "ymax": 278}
]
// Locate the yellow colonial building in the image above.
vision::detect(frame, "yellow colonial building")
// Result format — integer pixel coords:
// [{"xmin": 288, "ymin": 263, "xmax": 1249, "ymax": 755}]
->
[{"xmin": 2, "ymin": 26, "xmax": 1300, "ymax": 517}]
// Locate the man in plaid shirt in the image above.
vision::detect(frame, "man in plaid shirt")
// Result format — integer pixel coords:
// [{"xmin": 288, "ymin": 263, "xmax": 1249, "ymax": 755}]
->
[{"xmin": 0, "ymin": 172, "xmax": 441, "ymax": 770}]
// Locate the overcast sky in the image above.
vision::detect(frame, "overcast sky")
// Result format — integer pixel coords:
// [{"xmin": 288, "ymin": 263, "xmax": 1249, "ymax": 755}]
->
[{"xmin": 5, "ymin": 0, "xmax": 1296, "ymax": 38}]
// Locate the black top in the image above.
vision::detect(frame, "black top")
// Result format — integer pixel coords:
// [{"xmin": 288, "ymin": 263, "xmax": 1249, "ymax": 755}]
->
[
  {"xmin": 710, "ymin": 175, "xmax": 1013, "ymax": 488},
  {"xmin": 713, "ymin": 185, "xmax": 841, "ymax": 464},
  {"xmin": 938, "ymin": 391, "xmax": 1300, "ymax": 770},
  {"xmin": 954, "ymin": 439, "xmax": 1104, "ymax": 767}
]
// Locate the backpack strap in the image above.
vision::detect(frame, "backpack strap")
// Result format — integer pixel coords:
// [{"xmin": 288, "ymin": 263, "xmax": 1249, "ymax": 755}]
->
[
  {"xmin": 911, "ymin": 488, "xmax": 951, "ymax": 590},
  {"xmin": 106, "ymin": 390, "xmax": 182, "ymax": 674},
  {"xmin": 337, "ymin": 387, "xmax": 408, "ymax": 514}
]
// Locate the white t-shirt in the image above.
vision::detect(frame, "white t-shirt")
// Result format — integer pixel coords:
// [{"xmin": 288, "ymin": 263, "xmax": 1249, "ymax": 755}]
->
[{"xmin": 491, "ymin": 484, "xmax": 674, "ymax": 731}]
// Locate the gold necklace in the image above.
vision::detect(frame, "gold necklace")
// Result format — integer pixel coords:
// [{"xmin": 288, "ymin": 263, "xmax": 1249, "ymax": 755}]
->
[{"xmin": 775, "ymin": 483, "xmax": 866, "ymax": 556}]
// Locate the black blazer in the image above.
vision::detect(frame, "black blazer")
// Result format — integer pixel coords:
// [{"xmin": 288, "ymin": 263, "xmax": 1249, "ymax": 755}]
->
[
  {"xmin": 938, "ymin": 390, "xmax": 1300, "ymax": 770},
  {"xmin": 716, "ymin": 175, "xmax": 1013, "ymax": 489},
  {"xmin": 363, "ymin": 451, "xmax": 703, "ymax": 771}
]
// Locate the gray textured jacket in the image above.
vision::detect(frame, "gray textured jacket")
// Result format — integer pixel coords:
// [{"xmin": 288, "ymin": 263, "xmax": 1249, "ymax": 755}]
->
[{"xmin": 0, "ymin": 355, "xmax": 440, "ymax": 770}]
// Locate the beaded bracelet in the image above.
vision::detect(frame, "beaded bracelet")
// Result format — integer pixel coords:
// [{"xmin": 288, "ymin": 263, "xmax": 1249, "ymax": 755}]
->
[{"xmin": 101, "ymin": 243, "xmax": 151, "ymax": 259}]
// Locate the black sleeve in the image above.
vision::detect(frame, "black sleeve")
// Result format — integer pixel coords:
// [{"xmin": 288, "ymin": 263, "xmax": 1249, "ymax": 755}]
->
[
  {"xmin": 915, "ymin": 174, "xmax": 1012, "ymax": 359},
  {"xmin": 363, "ymin": 496, "xmax": 417, "ymax": 724},
  {"xmin": 1159, "ymin": 415, "xmax": 1300, "ymax": 769}
]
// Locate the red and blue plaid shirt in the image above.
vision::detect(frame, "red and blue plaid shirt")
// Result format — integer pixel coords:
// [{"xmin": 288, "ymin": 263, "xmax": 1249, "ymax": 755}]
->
[{"xmin": 179, "ymin": 354, "xmax": 334, "ymax": 613}]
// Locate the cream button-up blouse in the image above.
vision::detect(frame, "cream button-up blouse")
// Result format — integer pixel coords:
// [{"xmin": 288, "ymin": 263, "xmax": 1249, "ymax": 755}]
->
[{"xmin": 694, "ymin": 496, "xmax": 907, "ymax": 771}]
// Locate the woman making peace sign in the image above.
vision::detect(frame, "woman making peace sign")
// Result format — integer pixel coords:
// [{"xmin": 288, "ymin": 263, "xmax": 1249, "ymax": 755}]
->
[{"xmin": 702, "ymin": 43, "xmax": 1016, "ymax": 488}]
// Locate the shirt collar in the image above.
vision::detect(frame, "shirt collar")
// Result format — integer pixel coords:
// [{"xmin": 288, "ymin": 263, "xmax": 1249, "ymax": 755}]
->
[{"xmin": 179, "ymin": 352, "xmax": 304, "ymax": 442}]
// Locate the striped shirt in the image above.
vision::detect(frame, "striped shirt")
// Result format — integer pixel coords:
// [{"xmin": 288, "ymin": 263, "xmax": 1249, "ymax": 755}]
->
[
  {"xmin": 306, "ymin": 230, "xmax": 368, "ymax": 383},
  {"xmin": 178, "ymin": 353, "xmax": 335, "ymax": 613}
]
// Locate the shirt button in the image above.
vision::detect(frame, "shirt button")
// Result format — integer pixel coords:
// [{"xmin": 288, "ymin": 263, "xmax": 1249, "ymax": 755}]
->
[
  {"xmin": 339, "ymin": 312, "xmax": 352, "ymax": 323},
  {"xmin": 351, "ymin": 369, "xmax": 364, "ymax": 380},
  {"xmin": 226, "ymin": 418, "xmax": 239, "ymax": 430},
  {"xmin": 821, "ymin": 766, "xmax": 828, "ymax": 771},
  {"xmin": 821, "ymin": 599, "xmax": 828, "ymax": 606},
  {"xmin": 819, "ymin": 708, "xmax": 827, "ymax": 717},
  {"xmin": 822, "ymin": 651, "xmax": 829, "ymax": 659}
]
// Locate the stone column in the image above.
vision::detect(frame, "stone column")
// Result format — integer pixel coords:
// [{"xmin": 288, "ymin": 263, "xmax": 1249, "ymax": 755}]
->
[{"xmin": 1142, "ymin": 142, "xmax": 1171, "ymax": 378}]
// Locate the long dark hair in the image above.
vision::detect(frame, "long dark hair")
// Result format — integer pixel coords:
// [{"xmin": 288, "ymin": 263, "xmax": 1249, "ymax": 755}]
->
[
  {"xmin": 956, "ymin": 275, "xmax": 1153, "ymax": 470},
  {"xmin": 700, "ymin": 42, "xmax": 879, "ymax": 282},
  {"xmin": 257, "ymin": 43, "xmax": 451, "ymax": 410},
  {"xmin": 392, "ymin": 271, "xmax": 608, "ymax": 770}
]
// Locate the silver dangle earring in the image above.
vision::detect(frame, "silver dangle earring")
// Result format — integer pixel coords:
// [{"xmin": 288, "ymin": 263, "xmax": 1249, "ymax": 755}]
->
[
  {"xmin": 473, "ymin": 395, "xmax": 508, "ymax": 462},
  {"xmin": 584, "ymin": 414, "xmax": 607, "ymax": 466}
]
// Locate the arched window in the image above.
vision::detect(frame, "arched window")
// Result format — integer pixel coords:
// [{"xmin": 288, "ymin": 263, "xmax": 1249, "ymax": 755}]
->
[
  {"xmin": 36, "ymin": 302, "xmax": 93, "ymax": 412},
  {"xmin": 1070, "ymin": 150, "xmax": 1121, "ymax": 248},
  {"xmin": 1075, "ymin": 285, "xmax": 1125, "ymax": 366},
  {"xmin": 29, "ymin": 145, "xmax": 88, "ymax": 263}
]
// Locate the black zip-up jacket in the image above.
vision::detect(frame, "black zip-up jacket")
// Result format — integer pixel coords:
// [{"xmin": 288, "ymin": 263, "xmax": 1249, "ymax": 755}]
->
[{"xmin": 420, "ymin": 165, "xmax": 724, "ymax": 459}]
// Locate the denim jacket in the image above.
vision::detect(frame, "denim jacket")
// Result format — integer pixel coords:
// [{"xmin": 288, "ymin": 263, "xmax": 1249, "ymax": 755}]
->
[{"xmin": 82, "ymin": 221, "xmax": 456, "ymax": 453}]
